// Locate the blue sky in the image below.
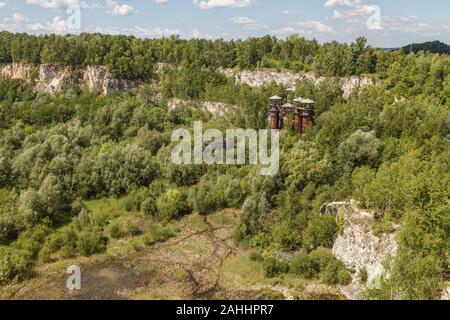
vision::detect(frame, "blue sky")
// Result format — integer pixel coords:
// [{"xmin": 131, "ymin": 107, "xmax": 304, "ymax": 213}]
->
[{"xmin": 0, "ymin": 0, "xmax": 449, "ymax": 47}]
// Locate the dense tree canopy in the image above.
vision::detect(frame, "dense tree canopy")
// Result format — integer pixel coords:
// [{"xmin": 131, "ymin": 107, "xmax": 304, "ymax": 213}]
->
[{"xmin": 0, "ymin": 33, "xmax": 448, "ymax": 300}]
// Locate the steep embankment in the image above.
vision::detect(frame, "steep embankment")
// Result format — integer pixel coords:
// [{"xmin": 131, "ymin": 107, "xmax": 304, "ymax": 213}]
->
[
  {"xmin": 0, "ymin": 63, "xmax": 138, "ymax": 95},
  {"xmin": 1, "ymin": 63, "xmax": 376, "ymax": 99},
  {"xmin": 321, "ymin": 201, "xmax": 398, "ymax": 299},
  {"xmin": 218, "ymin": 68, "xmax": 377, "ymax": 98}
]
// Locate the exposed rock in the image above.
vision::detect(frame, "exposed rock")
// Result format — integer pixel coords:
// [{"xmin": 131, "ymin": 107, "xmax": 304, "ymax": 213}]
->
[
  {"xmin": 0, "ymin": 62, "xmax": 34, "ymax": 79},
  {"xmin": 168, "ymin": 98, "xmax": 236, "ymax": 117},
  {"xmin": 325, "ymin": 200, "xmax": 398, "ymax": 299},
  {"xmin": 0, "ymin": 63, "xmax": 139, "ymax": 95},
  {"xmin": 442, "ymin": 287, "xmax": 450, "ymax": 300},
  {"xmin": 218, "ymin": 68, "xmax": 377, "ymax": 98}
]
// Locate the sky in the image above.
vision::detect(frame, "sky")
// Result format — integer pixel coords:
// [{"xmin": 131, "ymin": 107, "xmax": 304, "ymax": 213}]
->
[{"xmin": 0, "ymin": 0, "xmax": 449, "ymax": 47}]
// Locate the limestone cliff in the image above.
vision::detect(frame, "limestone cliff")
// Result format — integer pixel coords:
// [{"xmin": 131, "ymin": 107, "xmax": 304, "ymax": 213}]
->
[
  {"xmin": 0, "ymin": 63, "xmax": 138, "ymax": 95},
  {"xmin": 167, "ymin": 98, "xmax": 236, "ymax": 117},
  {"xmin": 1, "ymin": 63, "xmax": 376, "ymax": 99},
  {"xmin": 321, "ymin": 200, "xmax": 398, "ymax": 299},
  {"xmin": 219, "ymin": 68, "xmax": 377, "ymax": 98}
]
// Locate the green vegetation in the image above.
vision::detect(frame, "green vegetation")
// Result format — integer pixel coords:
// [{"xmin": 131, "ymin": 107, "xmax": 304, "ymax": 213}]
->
[
  {"xmin": 403, "ymin": 40, "xmax": 450, "ymax": 55},
  {"xmin": 0, "ymin": 33, "xmax": 448, "ymax": 300}
]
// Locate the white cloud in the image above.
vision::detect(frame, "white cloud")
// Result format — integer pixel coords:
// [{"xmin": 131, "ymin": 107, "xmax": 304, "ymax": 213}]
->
[
  {"xmin": 383, "ymin": 16, "xmax": 431, "ymax": 33},
  {"xmin": 154, "ymin": 0, "xmax": 168, "ymax": 3},
  {"xmin": 281, "ymin": 9, "xmax": 301, "ymax": 15},
  {"xmin": 94, "ymin": 25, "xmax": 180, "ymax": 38},
  {"xmin": 193, "ymin": 0, "xmax": 257, "ymax": 10},
  {"xmin": 106, "ymin": 0, "xmax": 136, "ymax": 16},
  {"xmin": 324, "ymin": 0, "xmax": 445, "ymax": 34},
  {"xmin": 1, "ymin": 14, "xmax": 72, "ymax": 34},
  {"xmin": 192, "ymin": 28, "xmax": 204, "ymax": 38},
  {"xmin": 46, "ymin": 16, "xmax": 68, "ymax": 33},
  {"xmin": 230, "ymin": 16, "xmax": 267, "ymax": 30},
  {"xmin": 273, "ymin": 20, "xmax": 337, "ymax": 35},
  {"xmin": 324, "ymin": 0, "xmax": 384, "ymax": 31},
  {"xmin": 0, "ymin": 1, "xmax": 6, "ymax": 9},
  {"xmin": 25, "ymin": 0, "xmax": 92, "ymax": 9},
  {"xmin": 298, "ymin": 20, "xmax": 337, "ymax": 34}
]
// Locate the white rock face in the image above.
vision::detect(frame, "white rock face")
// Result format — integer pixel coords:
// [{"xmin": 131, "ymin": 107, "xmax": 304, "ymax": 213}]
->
[
  {"xmin": 219, "ymin": 68, "xmax": 377, "ymax": 98},
  {"xmin": 323, "ymin": 201, "xmax": 398, "ymax": 299},
  {"xmin": 0, "ymin": 63, "xmax": 138, "ymax": 95},
  {"xmin": 0, "ymin": 62, "xmax": 34, "ymax": 79},
  {"xmin": 168, "ymin": 98, "xmax": 236, "ymax": 117}
]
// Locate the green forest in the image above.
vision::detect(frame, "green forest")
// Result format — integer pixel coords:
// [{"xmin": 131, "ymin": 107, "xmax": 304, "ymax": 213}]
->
[{"xmin": 0, "ymin": 32, "xmax": 449, "ymax": 300}]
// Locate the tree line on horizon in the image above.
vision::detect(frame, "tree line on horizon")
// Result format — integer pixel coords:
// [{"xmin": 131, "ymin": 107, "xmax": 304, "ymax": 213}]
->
[{"xmin": 0, "ymin": 31, "xmax": 427, "ymax": 80}]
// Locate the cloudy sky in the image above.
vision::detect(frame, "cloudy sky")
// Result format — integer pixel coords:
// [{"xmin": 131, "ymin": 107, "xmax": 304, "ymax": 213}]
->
[{"xmin": 0, "ymin": 0, "xmax": 449, "ymax": 47}]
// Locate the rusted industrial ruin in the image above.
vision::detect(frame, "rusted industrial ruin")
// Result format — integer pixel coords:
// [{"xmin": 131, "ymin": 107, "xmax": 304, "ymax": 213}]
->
[{"xmin": 267, "ymin": 96, "xmax": 315, "ymax": 134}]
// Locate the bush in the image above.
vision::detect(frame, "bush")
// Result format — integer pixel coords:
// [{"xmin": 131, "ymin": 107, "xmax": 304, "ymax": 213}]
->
[
  {"xmin": 143, "ymin": 225, "xmax": 175, "ymax": 246},
  {"xmin": 14, "ymin": 224, "xmax": 51, "ymax": 259},
  {"xmin": 320, "ymin": 260, "xmax": 351, "ymax": 285},
  {"xmin": 359, "ymin": 268, "xmax": 368, "ymax": 284},
  {"xmin": 39, "ymin": 227, "xmax": 78, "ymax": 261},
  {"xmin": 0, "ymin": 248, "xmax": 33, "ymax": 284},
  {"xmin": 302, "ymin": 215, "xmax": 337, "ymax": 251},
  {"xmin": 108, "ymin": 221, "xmax": 126, "ymax": 239},
  {"xmin": 308, "ymin": 248, "xmax": 336, "ymax": 272},
  {"xmin": 76, "ymin": 228, "xmax": 107, "ymax": 256},
  {"xmin": 194, "ymin": 180, "xmax": 225, "ymax": 214},
  {"xmin": 257, "ymin": 289, "xmax": 285, "ymax": 300},
  {"xmin": 290, "ymin": 253, "xmax": 315, "ymax": 279},
  {"xmin": 263, "ymin": 257, "xmax": 289, "ymax": 278},
  {"xmin": 248, "ymin": 250, "xmax": 264, "ymax": 262},
  {"xmin": 157, "ymin": 189, "xmax": 191, "ymax": 221},
  {"xmin": 142, "ymin": 197, "xmax": 157, "ymax": 217},
  {"xmin": 290, "ymin": 248, "xmax": 351, "ymax": 285}
]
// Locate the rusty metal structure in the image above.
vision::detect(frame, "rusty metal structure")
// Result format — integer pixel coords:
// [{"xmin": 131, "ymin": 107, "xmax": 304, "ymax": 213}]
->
[{"xmin": 267, "ymin": 96, "xmax": 315, "ymax": 134}]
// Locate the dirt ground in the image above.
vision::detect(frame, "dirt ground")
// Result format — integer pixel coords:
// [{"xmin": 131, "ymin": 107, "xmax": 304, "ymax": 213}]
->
[
  {"xmin": 0, "ymin": 210, "xmax": 344, "ymax": 300},
  {"xmin": 0, "ymin": 210, "xmax": 260, "ymax": 300}
]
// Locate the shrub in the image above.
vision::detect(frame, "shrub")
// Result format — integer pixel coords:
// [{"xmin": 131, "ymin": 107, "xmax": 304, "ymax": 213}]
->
[
  {"xmin": 126, "ymin": 222, "xmax": 142, "ymax": 236},
  {"xmin": 157, "ymin": 189, "xmax": 191, "ymax": 221},
  {"xmin": 142, "ymin": 225, "xmax": 175, "ymax": 246},
  {"xmin": 290, "ymin": 252, "xmax": 315, "ymax": 279},
  {"xmin": 76, "ymin": 228, "xmax": 107, "ymax": 256},
  {"xmin": 108, "ymin": 221, "xmax": 126, "ymax": 239},
  {"xmin": 359, "ymin": 268, "xmax": 368, "ymax": 284},
  {"xmin": 320, "ymin": 260, "xmax": 351, "ymax": 285},
  {"xmin": 14, "ymin": 224, "xmax": 51, "ymax": 259},
  {"xmin": 290, "ymin": 248, "xmax": 351, "ymax": 285},
  {"xmin": 194, "ymin": 180, "xmax": 225, "ymax": 214},
  {"xmin": 308, "ymin": 248, "xmax": 336, "ymax": 272},
  {"xmin": 302, "ymin": 215, "xmax": 337, "ymax": 251},
  {"xmin": 0, "ymin": 248, "xmax": 33, "ymax": 284},
  {"xmin": 73, "ymin": 208, "xmax": 91, "ymax": 231},
  {"xmin": 142, "ymin": 197, "xmax": 157, "ymax": 217},
  {"xmin": 235, "ymin": 194, "xmax": 271, "ymax": 242},
  {"xmin": 39, "ymin": 227, "xmax": 78, "ymax": 261},
  {"xmin": 248, "ymin": 250, "xmax": 264, "ymax": 262},
  {"xmin": 337, "ymin": 268, "xmax": 352, "ymax": 285},
  {"xmin": 263, "ymin": 257, "xmax": 289, "ymax": 278},
  {"xmin": 257, "ymin": 289, "xmax": 285, "ymax": 300}
]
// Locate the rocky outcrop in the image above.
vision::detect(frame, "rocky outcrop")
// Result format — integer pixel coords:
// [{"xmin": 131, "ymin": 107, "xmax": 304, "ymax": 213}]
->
[
  {"xmin": 0, "ymin": 62, "xmax": 35, "ymax": 79},
  {"xmin": 219, "ymin": 68, "xmax": 377, "ymax": 98},
  {"xmin": 0, "ymin": 63, "xmax": 139, "ymax": 95},
  {"xmin": 168, "ymin": 98, "xmax": 236, "ymax": 117},
  {"xmin": 323, "ymin": 200, "xmax": 398, "ymax": 299}
]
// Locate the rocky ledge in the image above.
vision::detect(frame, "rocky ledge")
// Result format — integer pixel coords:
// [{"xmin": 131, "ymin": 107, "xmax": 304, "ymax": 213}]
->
[{"xmin": 322, "ymin": 200, "xmax": 398, "ymax": 299}]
